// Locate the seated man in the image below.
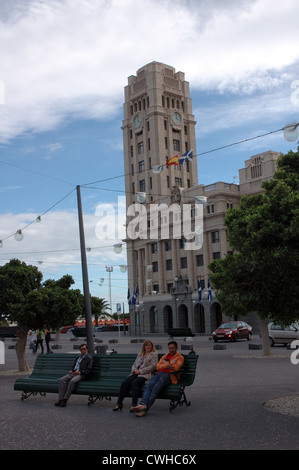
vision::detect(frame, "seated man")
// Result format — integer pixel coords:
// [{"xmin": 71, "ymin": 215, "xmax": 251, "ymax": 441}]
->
[
  {"xmin": 55, "ymin": 343, "xmax": 93, "ymax": 407},
  {"xmin": 132, "ymin": 341, "xmax": 184, "ymax": 417}
]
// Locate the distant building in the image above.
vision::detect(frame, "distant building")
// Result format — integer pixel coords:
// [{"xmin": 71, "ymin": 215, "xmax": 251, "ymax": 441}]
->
[{"xmin": 122, "ymin": 61, "xmax": 281, "ymax": 334}]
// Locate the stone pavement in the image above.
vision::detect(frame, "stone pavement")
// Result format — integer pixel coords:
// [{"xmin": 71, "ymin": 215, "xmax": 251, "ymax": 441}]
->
[{"xmin": 1, "ymin": 333, "xmax": 299, "ymax": 451}]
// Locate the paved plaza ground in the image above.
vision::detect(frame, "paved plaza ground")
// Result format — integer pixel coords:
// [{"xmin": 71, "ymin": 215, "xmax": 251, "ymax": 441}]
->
[{"xmin": 1, "ymin": 332, "xmax": 299, "ymax": 452}]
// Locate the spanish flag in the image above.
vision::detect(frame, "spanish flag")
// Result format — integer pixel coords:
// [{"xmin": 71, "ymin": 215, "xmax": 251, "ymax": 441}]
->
[{"xmin": 166, "ymin": 155, "xmax": 179, "ymax": 167}]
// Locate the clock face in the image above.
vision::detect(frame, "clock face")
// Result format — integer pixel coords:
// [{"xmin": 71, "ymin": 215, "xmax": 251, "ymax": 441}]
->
[
  {"xmin": 172, "ymin": 112, "xmax": 181, "ymax": 124},
  {"xmin": 134, "ymin": 114, "xmax": 141, "ymax": 128}
]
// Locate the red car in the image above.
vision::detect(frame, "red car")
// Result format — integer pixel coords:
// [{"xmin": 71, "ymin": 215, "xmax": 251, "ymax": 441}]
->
[
  {"xmin": 59, "ymin": 325, "xmax": 73, "ymax": 334},
  {"xmin": 212, "ymin": 321, "xmax": 253, "ymax": 342}
]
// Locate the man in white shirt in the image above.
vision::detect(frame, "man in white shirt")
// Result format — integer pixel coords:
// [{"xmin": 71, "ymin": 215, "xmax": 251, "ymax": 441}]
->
[{"xmin": 55, "ymin": 344, "xmax": 93, "ymax": 407}]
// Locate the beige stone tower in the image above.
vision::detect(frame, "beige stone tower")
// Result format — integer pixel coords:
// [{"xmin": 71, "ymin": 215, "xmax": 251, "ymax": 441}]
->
[{"xmin": 122, "ymin": 61, "xmax": 198, "ymax": 209}]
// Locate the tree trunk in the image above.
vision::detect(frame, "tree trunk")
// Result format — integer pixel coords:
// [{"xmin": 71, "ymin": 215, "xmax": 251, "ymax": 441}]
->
[
  {"xmin": 15, "ymin": 325, "xmax": 30, "ymax": 372},
  {"xmin": 259, "ymin": 317, "xmax": 271, "ymax": 356}
]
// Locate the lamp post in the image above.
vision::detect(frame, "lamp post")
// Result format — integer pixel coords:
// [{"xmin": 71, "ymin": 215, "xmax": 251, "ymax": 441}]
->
[
  {"xmin": 105, "ymin": 266, "xmax": 113, "ymax": 317},
  {"xmin": 76, "ymin": 185, "xmax": 94, "ymax": 353}
]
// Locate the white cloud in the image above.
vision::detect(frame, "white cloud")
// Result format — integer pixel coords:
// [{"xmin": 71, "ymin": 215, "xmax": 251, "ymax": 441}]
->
[
  {"xmin": 0, "ymin": 206, "xmax": 126, "ymax": 268},
  {"xmin": 0, "ymin": 0, "xmax": 298, "ymax": 142}
]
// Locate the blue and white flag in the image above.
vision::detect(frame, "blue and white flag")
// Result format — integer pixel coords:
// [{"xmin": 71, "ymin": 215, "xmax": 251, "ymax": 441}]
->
[
  {"xmin": 179, "ymin": 149, "xmax": 193, "ymax": 165},
  {"xmin": 131, "ymin": 285, "xmax": 139, "ymax": 305},
  {"xmin": 152, "ymin": 165, "xmax": 164, "ymax": 174},
  {"xmin": 198, "ymin": 279, "xmax": 202, "ymax": 302},
  {"xmin": 207, "ymin": 280, "xmax": 212, "ymax": 303},
  {"xmin": 127, "ymin": 287, "xmax": 131, "ymax": 305}
]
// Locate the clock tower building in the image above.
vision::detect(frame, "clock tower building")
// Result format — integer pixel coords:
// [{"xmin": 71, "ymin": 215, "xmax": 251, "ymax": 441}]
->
[
  {"xmin": 122, "ymin": 61, "xmax": 198, "ymax": 209},
  {"xmin": 122, "ymin": 62, "xmax": 200, "ymax": 333}
]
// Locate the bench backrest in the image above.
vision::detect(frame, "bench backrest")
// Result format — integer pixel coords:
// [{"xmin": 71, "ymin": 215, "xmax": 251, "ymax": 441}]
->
[{"xmin": 29, "ymin": 352, "xmax": 198, "ymax": 385}]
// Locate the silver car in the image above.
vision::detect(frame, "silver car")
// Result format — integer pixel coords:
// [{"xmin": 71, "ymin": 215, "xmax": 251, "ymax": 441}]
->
[{"xmin": 268, "ymin": 322, "xmax": 299, "ymax": 346}]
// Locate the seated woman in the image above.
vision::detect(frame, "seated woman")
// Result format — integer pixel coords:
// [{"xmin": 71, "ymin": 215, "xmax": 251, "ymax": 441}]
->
[{"xmin": 113, "ymin": 340, "xmax": 158, "ymax": 412}]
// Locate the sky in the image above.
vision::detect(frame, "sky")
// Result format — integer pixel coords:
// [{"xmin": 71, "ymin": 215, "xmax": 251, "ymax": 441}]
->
[{"xmin": 0, "ymin": 0, "xmax": 299, "ymax": 313}]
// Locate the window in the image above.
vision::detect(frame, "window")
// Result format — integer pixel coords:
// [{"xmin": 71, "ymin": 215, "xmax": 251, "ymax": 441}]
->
[
  {"xmin": 151, "ymin": 243, "xmax": 158, "ymax": 254},
  {"xmin": 173, "ymin": 139, "xmax": 180, "ymax": 152},
  {"xmin": 165, "ymin": 241, "xmax": 172, "ymax": 251},
  {"xmin": 139, "ymin": 180, "xmax": 145, "ymax": 192},
  {"xmin": 152, "ymin": 261, "xmax": 158, "ymax": 272},
  {"xmin": 213, "ymin": 252, "xmax": 221, "ymax": 260},
  {"xmin": 196, "ymin": 254, "xmax": 204, "ymax": 266},
  {"xmin": 139, "ymin": 161, "xmax": 145, "ymax": 173},
  {"xmin": 180, "ymin": 238, "xmax": 186, "ymax": 249},
  {"xmin": 212, "ymin": 231, "xmax": 219, "ymax": 243},
  {"xmin": 181, "ymin": 257, "xmax": 188, "ymax": 269},
  {"xmin": 153, "ymin": 284, "xmax": 159, "ymax": 293},
  {"xmin": 167, "ymin": 283, "xmax": 173, "ymax": 293},
  {"xmin": 175, "ymin": 177, "xmax": 182, "ymax": 187},
  {"xmin": 138, "ymin": 142, "xmax": 144, "ymax": 154},
  {"xmin": 166, "ymin": 259, "xmax": 172, "ymax": 271}
]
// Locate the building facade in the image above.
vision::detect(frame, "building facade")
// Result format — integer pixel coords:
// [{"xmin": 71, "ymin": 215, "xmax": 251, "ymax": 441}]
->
[{"xmin": 122, "ymin": 62, "xmax": 281, "ymax": 335}]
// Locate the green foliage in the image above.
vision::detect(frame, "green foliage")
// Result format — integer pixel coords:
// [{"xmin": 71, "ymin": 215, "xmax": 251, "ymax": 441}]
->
[
  {"xmin": 0, "ymin": 259, "xmax": 84, "ymax": 329},
  {"xmin": 209, "ymin": 149, "xmax": 299, "ymax": 325}
]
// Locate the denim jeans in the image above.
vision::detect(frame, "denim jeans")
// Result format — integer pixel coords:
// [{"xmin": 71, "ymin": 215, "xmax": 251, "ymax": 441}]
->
[{"xmin": 140, "ymin": 372, "xmax": 171, "ymax": 409}]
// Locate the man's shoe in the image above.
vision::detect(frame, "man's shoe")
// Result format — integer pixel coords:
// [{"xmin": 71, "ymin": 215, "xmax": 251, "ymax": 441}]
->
[
  {"xmin": 54, "ymin": 400, "xmax": 62, "ymax": 406},
  {"xmin": 131, "ymin": 404, "xmax": 147, "ymax": 412},
  {"xmin": 59, "ymin": 399, "xmax": 67, "ymax": 407}
]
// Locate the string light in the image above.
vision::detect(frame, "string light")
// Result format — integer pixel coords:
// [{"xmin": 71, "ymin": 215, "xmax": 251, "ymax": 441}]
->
[{"xmin": 0, "ymin": 123, "xmax": 297, "ymax": 250}]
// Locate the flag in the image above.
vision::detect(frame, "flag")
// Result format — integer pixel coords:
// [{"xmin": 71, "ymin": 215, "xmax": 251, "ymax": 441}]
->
[
  {"xmin": 198, "ymin": 279, "xmax": 202, "ymax": 302},
  {"xmin": 127, "ymin": 287, "xmax": 131, "ymax": 305},
  {"xmin": 132, "ymin": 285, "xmax": 138, "ymax": 305},
  {"xmin": 179, "ymin": 150, "xmax": 193, "ymax": 165},
  {"xmin": 166, "ymin": 155, "xmax": 179, "ymax": 167},
  {"xmin": 152, "ymin": 165, "xmax": 163, "ymax": 174},
  {"xmin": 208, "ymin": 280, "xmax": 212, "ymax": 303}
]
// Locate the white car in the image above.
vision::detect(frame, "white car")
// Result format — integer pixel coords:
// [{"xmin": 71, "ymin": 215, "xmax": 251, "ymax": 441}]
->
[{"xmin": 268, "ymin": 322, "xmax": 299, "ymax": 346}]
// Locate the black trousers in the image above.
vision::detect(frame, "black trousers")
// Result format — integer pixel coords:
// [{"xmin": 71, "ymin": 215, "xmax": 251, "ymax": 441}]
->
[{"xmin": 117, "ymin": 374, "xmax": 146, "ymax": 406}]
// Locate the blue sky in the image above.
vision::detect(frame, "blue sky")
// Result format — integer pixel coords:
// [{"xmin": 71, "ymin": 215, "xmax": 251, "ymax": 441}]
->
[{"xmin": 0, "ymin": 0, "xmax": 298, "ymax": 312}]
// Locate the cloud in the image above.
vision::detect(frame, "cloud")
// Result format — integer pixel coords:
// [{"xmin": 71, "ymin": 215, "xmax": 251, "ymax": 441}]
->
[{"xmin": 0, "ymin": 0, "xmax": 298, "ymax": 143}]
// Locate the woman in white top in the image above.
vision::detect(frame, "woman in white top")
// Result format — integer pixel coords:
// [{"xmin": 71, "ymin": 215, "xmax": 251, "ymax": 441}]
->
[{"xmin": 113, "ymin": 340, "xmax": 158, "ymax": 411}]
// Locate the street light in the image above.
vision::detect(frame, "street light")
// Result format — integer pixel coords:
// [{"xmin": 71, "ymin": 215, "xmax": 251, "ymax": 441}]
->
[{"xmin": 105, "ymin": 266, "xmax": 113, "ymax": 316}]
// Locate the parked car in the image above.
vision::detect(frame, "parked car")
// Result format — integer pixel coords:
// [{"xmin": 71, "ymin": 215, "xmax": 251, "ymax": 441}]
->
[
  {"xmin": 268, "ymin": 322, "xmax": 299, "ymax": 346},
  {"xmin": 59, "ymin": 325, "xmax": 73, "ymax": 334},
  {"xmin": 212, "ymin": 321, "xmax": 253, "ymax": 342}
]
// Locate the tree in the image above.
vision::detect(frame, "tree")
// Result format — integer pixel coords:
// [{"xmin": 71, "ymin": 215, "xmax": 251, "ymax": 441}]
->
[
  {"xmin": 209, "ymin": 150, "xmax": 299, "ymax": 355},
  {"xmin": 90, "ymin": 297, "xmax": 110, "ymax": 325},
  {"xmin": 0, "ymin": 259, "xmax": 84, "ymax": 371},
  {"xmin": 0, "ymin": 259, "xmax": 43, "ymax": 371}
]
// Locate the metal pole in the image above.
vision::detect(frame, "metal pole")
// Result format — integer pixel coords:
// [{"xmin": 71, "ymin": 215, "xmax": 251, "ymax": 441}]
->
[
  {"xmin": 122, "ymin": 302, "xmax": 126, "ymax": 335},
  {"xmin": 76, "ymin": 185, "xmax": 94, "ymax": 353}
]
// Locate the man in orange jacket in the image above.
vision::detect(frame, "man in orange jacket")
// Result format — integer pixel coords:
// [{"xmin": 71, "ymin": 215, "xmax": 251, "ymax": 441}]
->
[{"xmin": 132, "ymin": 341, "xmax": 184, "ymax": 416}]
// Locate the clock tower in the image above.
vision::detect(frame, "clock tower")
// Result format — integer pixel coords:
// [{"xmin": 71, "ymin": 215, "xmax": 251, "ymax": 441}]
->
[{"xmin": 122, "ymin": 61, "xmax": 198, "ymax": 210}]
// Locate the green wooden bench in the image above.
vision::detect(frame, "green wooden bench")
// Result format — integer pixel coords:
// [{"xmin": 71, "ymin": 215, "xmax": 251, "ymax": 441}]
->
[
  {"xmin": 167, "ymin": 328, "xmax": 195, "ymax": 338},
  {"xmin": 14, "ymin": 352, "xmax": 198, "ymax": 411}
]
